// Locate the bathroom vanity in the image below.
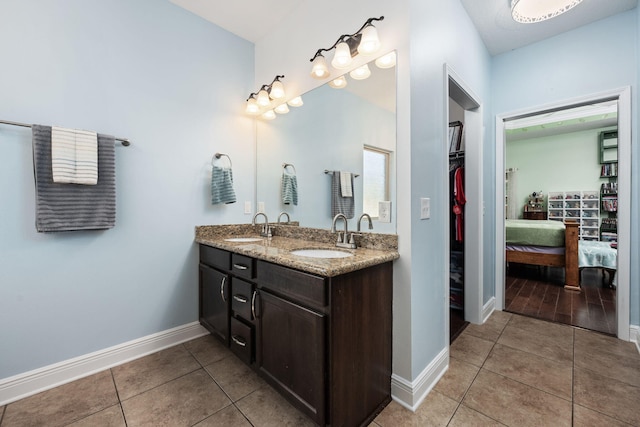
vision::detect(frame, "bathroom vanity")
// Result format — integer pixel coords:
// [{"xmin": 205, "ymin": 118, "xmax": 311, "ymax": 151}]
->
[{"xmin": 196, "ymin": 224, "xmax": 398, "ymax": 426}]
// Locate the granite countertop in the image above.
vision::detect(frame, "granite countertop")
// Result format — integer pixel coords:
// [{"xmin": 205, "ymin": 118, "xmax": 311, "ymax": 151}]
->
[{"xmin": 195, "ymin": 224, "xmax": 399, "ymax": 277}]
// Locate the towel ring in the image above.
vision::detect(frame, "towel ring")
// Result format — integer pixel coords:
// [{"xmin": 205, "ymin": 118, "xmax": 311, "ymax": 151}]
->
[
  {"xmin": 212, "ymin": 152, "xmax": 232, "ymax": 168},
  {"xmin": 283, "ymin": 163, "xmax": 297, "ymax": 174}
]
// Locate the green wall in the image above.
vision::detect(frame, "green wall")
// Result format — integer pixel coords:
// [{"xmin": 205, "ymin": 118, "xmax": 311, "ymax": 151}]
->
[{"xmin": 506, "ymin": 127, "xmax": 615, "ymax": 217}]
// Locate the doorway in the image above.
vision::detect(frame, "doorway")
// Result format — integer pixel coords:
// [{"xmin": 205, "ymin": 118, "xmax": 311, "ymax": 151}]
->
[{"xmin": 495, "ymin": 88, "xmax": 631, "ymax": 341}]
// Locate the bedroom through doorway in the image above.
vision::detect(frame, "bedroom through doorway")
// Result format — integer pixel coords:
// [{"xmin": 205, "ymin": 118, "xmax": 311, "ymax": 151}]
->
[{"xmin": 503, "ymin": 100, "xmax": 619, "ymax": 336}]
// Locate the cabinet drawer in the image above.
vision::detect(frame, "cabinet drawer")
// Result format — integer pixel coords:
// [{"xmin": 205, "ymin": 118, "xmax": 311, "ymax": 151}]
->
[
  {"xmin": 232, "ymin": 278, "xmax": 254, "ymax": 322},
  {"xmin": 230, "ymin": 317, "xmax": 253, "ymax": 364},
  {"xmin": 200, "ymin": 245, "xmax": 231, "ymax": 271},
  {"xmin": 231, "ymin": 253, "xmax": 255, "ymax": 279},
  {"xmin": 256, "ymin": 260, "xmax": 326, "ymax": 308}
]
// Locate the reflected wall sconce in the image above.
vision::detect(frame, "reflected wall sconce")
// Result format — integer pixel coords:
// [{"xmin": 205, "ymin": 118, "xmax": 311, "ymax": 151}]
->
[
  {"xmin": 511, "ymin": 0, "xmax": 583, "ymax": 23},
  {"xmin": 309, "ymin": 16, "xmax": 384, "ymax": 80}
]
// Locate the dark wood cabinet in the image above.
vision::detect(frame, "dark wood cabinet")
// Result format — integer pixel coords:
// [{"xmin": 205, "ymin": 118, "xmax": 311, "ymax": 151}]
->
[
  {"xmin": 523, "ymin": 211, "xmax": 547, "ymax": 220},
  {"xmin": 198, "ymin": 244, "xmax": 392, "ymax": 426},
  {"xmin": 257, "ymin": 290, "xmax": 326, "ymax": 425},
  {"xmin": 199, "ymin": 264, "xmax": 230, "ymax": 345}
]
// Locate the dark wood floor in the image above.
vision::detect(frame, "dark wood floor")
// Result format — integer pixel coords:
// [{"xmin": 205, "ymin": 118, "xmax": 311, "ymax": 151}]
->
[{"xmin": 505, "ymin": 264, "xmax": 617, "ymax": 335}]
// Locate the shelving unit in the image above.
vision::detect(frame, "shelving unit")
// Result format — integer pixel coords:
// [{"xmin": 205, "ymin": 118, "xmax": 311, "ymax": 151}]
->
[
  {"xmin": 599, "ymin": 130, "xmax": 618, "ymax": 243},
  {"xmin": 548, "ymin": 191, "xmax": 600, "ymax": 240}
]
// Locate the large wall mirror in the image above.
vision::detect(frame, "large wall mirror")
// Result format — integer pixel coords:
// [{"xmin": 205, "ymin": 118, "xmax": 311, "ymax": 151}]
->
[{"xmin": 256, "ymin": 52, "xmax": 397, "ymax": 233}]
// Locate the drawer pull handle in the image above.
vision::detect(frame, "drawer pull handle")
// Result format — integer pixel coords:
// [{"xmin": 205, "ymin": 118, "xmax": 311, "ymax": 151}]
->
[
  {"xmin": 220, "ymin": 276, "xmax": 227, "ymax": 302},
  {"xmin": 251, "ymin": 290, "xmax": 258, "ymax": 319},
  {"xmin": 233, "ymin": 264, "xmax": 248, "ymax": 271},
  {"xmin": 233, "ymin": 295, "xmax": 248, "ymax": 304},
  {"xmin": 232, "ymin": 335, "xmax": 246, "ymax": 347}
]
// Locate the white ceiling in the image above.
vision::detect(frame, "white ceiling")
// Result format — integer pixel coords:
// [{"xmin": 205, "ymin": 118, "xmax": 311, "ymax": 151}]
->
[{"xmin": 171, "ymin": 0, "xmax": 637, "ymax": 55}]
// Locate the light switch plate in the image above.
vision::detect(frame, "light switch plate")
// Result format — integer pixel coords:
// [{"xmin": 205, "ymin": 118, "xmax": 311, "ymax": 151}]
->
[
  {"xmin": 378, "ymin": 201, "xmax": 391, "ymax": 223},
  {"xmin": 420, "ymin": 197, "xmax": 430, "ymax": 220},
  {"xmin": 258, "ymin": 202, "xmax": 265, "ymax": 212},
  {"xmin": 244, "ymin": 201, "xmax": 252, "ymax": 214}
]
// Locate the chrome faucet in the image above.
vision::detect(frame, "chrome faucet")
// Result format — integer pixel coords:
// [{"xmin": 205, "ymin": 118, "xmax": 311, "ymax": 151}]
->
[
  {"xmin": 357, "ymin": 213, "xmax": 373, "ymax": 232},
  {"xmin": 331, "ymin": 213, "xmax": 357, "ymax": 249},
  {"xmin": 252, "ymin": 212, "xmax": 272, "ymax": 237},
  {"xmin": 277, "ymin": 212, "xmax": 290, "ymax": 224}
]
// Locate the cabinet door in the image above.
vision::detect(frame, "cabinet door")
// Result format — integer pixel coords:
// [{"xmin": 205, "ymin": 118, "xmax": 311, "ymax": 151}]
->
[
  {"xmin": 257, "ymin": 290, "xmax": 326, "ymax": 426},
  {"xmin": 199, "ymin": 264, "xmax": 230, "ymax": 345}
]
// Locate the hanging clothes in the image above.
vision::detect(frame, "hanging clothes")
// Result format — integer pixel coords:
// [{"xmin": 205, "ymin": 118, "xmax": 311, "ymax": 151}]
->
[{"xmin": 453, "ymin": 166, "xmax": 466, "ymax": 242}]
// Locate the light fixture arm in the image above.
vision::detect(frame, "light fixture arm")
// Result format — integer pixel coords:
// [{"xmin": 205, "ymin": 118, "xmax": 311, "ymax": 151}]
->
[{"xmin": 309, "ymin": 16, "xmax": 384, "ymax": 62}]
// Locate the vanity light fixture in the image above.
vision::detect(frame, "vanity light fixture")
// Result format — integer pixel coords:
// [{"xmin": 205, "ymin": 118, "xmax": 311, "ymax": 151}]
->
[
  {"xmin": 328, "ymin": 75, "xmax": 348, "ymax": 89},
  {"xmin": 245, "ymin": 75, "xmax": 286, "ymax": 116},
  {"xmin": 511, "ymin": 0, "xmax": 583, "ymax": 23},
  {"xmin": 349, "ymin": 64, "xmax": 371, "ymax": 80},
  {"xmin": 261, "ymin": 110, "xmax": 276, "ymax": 120},
  {"xmin": 274, "ymin": 103, "xmax": 290, "ymax": 114},
  {"xmin": 309, "ymin": 16, "xmax": 384, "ymax": 80},
  {"xmin": 287, "ymin": 96, "xmax": 304, "ymax": 107},
  {"xmin": 375, "ymin": 51, "xmax": 396, "ymax": 69}
]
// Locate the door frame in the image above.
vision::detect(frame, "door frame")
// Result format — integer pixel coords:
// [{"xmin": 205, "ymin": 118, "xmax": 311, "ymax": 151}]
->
[{"xmin": 494, "ymin": 87, "xmax": 631, "ymax": 340}]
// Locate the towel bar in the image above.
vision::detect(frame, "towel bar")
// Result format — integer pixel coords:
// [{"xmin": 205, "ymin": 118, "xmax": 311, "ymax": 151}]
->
[
  {"xmin": 324, "ymin": 169, "xmax": 360, "ymax": 178},
  {"xmin": 0, "ymin": 119, "xmax": 131, "ymax": 146}
]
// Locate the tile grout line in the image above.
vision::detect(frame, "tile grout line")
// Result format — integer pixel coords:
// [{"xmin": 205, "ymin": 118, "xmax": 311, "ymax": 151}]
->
[
  {"xmin": 0, "ymin": 403, "xmax": 5, "ymax": 426},
  {"xmin": 109, "ymin": 368, "xmax": 129, "ymax": 427}
]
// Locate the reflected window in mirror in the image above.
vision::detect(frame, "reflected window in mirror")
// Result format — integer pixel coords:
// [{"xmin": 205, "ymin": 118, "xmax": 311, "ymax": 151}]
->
[{"xmin": 363, "ymin": 146, "xmax": 390, "ymax": 219}]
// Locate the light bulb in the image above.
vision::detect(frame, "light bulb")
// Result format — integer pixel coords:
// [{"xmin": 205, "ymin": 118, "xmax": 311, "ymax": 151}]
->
[
  {"xmin": 375, "ymin": 51, "xmax": 396, "ymax": 69},
  {"xmin": 274, "ymin": 103, "xmax": 289, "ymax": 114},
  {"xmin": 257, "ymin": 89, "xmax": 270, "ymax": 107},
  {"xmin": 245, "ymin": 98, "xmax": 260, "ymax": 115},
  {"xmin": 270, "ymin": 80, "xmax": 285, "ymax": 99},
  {"xmin": 357, "ymin": 25, "xmax": 381, "ymax": 55},
  {"xmin": 349, "ymin": 64, "xmax": 371, "ymax": 80},
  {"xmin": 310, "ymin": 55, "xmax": 330, "ymax": 79},
  {"xmin": 287, "ymin": 96, "xmax": 304, "ymax": 107},
  {"xmin": 328, "ymin": 75, "xmax": 347, "ymax": 89},
  {"xmin": 261, "ymin": 110, "xmax": 276, "ymax": 120},
  {"xmin": 331, "ymin": 42, "xmax": 353, "ymax": 69}
]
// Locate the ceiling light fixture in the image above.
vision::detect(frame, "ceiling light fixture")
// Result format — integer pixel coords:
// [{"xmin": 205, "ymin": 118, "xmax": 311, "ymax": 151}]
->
[
  {"xmin": 511, "ymin": 0, "xmax": 583, "ymax": 23},
  {"xmin": 245, "ymin": 75, "xmax": 287, "ymax": 118},
  {"xmin": 309, "ymin": 16, "xmax": 384, "ymax": 80}
]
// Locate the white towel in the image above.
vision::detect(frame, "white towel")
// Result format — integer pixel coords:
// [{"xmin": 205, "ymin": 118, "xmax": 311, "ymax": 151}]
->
[
  {"xmin": 340, "ymin": 171, "xmax": 353, "ymax": 197},
  {"xmin": 52, "ymin": 126, "xmax": 98, "ymax": 185}
]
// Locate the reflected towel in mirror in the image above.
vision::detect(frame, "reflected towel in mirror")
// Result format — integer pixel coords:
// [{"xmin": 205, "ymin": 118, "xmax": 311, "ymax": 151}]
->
[{"xmin": 331, "ymin": 171, "xmax": 354, "ymax": 218}]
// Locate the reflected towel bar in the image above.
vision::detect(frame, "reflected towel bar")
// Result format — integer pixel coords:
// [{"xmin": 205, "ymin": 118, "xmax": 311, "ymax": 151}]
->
[
  {"xmin": 324, "ymin": 169, "xmax": 359, "ymax": 178},
  {"xmin": 0, "ymin": 119, "xmax": 131, "ymax": 146}
]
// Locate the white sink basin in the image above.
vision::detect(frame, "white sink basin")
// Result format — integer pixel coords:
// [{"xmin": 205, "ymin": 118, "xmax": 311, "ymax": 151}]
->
[
  {"xmin": 224, "ymin": 237, "xmax": 263, "ymax": 243},
  {"xmin": 290, "ymin": 249, "xmax": 354, "ymax": 259}
]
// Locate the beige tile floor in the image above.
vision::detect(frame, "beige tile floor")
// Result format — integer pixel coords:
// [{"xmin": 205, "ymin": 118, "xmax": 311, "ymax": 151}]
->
[{"xmin": 1, "ymin": 311, "xmax": 639, "ymax": 426}]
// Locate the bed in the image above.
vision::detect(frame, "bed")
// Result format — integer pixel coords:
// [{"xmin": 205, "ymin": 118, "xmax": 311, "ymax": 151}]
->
[{"xmin": 505, "ymin": 219, "xmax": 580, "ymax": 290}]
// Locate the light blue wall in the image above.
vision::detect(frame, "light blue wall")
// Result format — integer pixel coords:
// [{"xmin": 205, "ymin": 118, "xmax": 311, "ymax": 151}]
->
[
  {"xmin": 408, "ymin": 0, "xmax": 491, "ymax": 378},
  {"xmin": 490, "ymin": 11, "xmax": 638, "ymax": 323},
  {"xmin": 0, "ymin": 0, "xmax": 255, "ymax": 378}
]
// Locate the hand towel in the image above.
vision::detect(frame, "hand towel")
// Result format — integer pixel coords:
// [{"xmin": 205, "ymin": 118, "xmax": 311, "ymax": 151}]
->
[
  {"xmin": 211, "ymin": 165, "xmax": 236, "ymax": 204},
  {"xmin": 281, "ymin": 169, "xmax": 298, "ymax": 206},
  {"xmin": 51, "ymin": 126, "xmax": 98, "ymax": 185},
  {"xmin": 340, "ymin": 171, "xmax": 353, "ymax": 197},
  {"xmin": 33, "ymin": 125, "xmax": 116, "ymax": 232},
  {"xmin": 331, "ymin": 171, "xmax": 354, "ymax": 219}
]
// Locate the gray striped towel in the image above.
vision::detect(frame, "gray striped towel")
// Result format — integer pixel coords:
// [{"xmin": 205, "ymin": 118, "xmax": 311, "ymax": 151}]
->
[
  {"xmin": 331, "ymin": 171, "xmax": 354, "ymax": 219},
  {"xmin": 211, "ymin": 165, "xmax": 236, "ymax": 204},
  {"xmin": 32, "ymin": 125, "xmax": 116, "ymax": 232},
  {"xmin": 281, "ymin": 169, "xmax": 298, "ymax": 206}
]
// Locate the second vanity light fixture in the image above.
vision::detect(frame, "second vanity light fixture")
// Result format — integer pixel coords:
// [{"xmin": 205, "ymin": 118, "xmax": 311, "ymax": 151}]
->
[
  {"xmin": 309, "ymin": 16, "xmax": 384, "ymax": 80},
  {"xmin": 245, "ymin": 75, "xmax": 303, "ymax": 120}
]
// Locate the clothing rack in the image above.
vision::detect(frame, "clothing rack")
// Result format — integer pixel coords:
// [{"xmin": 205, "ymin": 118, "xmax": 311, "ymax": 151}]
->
[
  {"xmin": 282, "ymin": 163, "xmax": 297, "ymax": 174},
  {"xmin": 449, "ymin": 151, "xmax": 465, "ymax": 160},
  {"xmin": 212, "ymin": 152, "xmax": 232, "ymax": 167},
  {"xmin": 0, "ymin": 119, "xmax": 131, "ymax": 146},
  {"xmin": 324, "ymin": 169, "xmax": 360, "ymax": 178}
]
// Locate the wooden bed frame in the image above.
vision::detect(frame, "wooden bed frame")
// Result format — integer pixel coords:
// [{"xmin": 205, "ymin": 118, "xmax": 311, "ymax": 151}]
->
[{"xmin": 506, "ymin": 221, "xmax": 580, "ymax": 291}]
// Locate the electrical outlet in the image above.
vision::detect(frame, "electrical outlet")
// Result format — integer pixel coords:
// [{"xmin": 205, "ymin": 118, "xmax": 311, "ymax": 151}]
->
[
  {"xmin": 244, "ymin": 201, "xmax": 252, "ymax": 214},
  {"xmin": 258, "ymin": 202, "xmax": 265, "ymax": 212},
  {"xmin": 420, "ymin": 197, "xmax": 430, "ymax": 220},
  {"xmin": 378, "ymin": 201, "xmax": 391, "ymax": 223}
]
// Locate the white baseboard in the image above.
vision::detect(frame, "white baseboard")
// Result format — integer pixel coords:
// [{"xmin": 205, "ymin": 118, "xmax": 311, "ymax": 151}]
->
[
  {"xmin": 391, "ymin": 347, "xmax": 448, "ymax": 411},
  {"xmin": 482, "ymin": 297, "xmax": 496, "ymax": 323},
  {"xmin": 0, "ymin": 322, "xmax": 209, "ymax": 406},
  {"xmin": 630, "ymin": 325, "xmax": 640, "ymax": 354}
]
